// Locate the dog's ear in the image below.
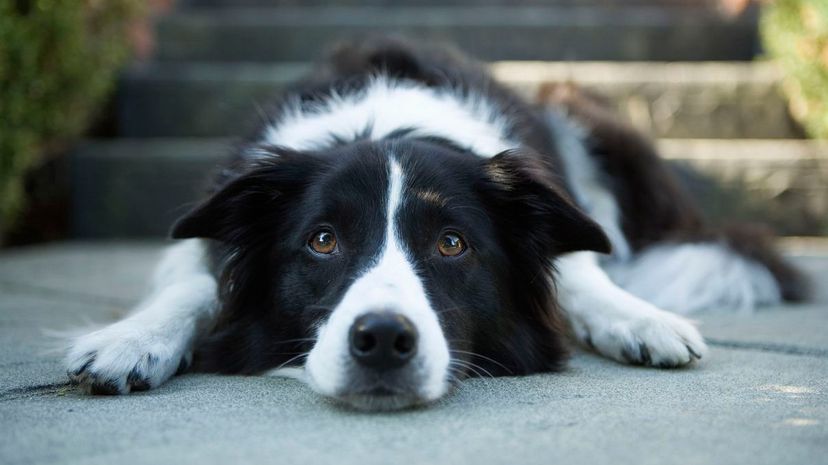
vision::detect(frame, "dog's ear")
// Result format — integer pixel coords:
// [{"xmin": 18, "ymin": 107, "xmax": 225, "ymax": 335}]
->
[
  {"xmin": 171, "ymin": 151, "xmax": 315, "ymax": 244},
  {"xmin": 478, "ymin": 150, "xmax": 612, "ymax": 256}
]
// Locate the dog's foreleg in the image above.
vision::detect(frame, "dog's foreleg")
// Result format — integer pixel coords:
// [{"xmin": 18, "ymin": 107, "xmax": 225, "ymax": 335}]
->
[
  {"xmin": 65, "ymin": 239, "xmax": 219, "ymax": 394},
  {"xmin": 556, "ymin": 251, "xmax": 708, "ymax": 367}
]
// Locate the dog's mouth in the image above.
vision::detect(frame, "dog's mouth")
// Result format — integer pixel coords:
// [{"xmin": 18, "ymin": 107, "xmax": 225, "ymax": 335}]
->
[
  {"xmin": 336, "ymin": 385, "xmax": 427, "ymax": 411},
  {"xmin": 360, "ymin": 386, "xmax": 401, "ymax": 397},
  {"xmin": 330, "ymin": 372, "xmax": 433, "ymax": 411}
]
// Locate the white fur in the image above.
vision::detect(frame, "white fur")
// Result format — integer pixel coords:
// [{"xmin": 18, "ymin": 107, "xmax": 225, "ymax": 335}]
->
[
  {"xmin": 549, "ymin": 109, "xmax": 707, "ymax": 364},
  {"xmin": 65, "ymin": 239, "xmax": 219, "ymax": 393},
  {"xmin": 604, "ymin": 242, "xmax": 781, "ymax": 315},
  {"xmin": 547, "ymin": 110, "xmax": 631, "ymax": 260},
  {"xmin": 556, "ymin": 252, "xmax": 708, "ymax": 366},
  {"xmin": 305, "ymin": 160, "xmax": 451, "ymax": 401},
  {"xmin": 265, "ymin": 76, "xmax": 516, "ymax": 156}
]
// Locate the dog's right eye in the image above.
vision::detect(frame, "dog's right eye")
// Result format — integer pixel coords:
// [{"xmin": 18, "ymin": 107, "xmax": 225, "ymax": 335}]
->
[
  {"xmin": 309, "ymin": 229, "xmax": 338, "ymax": 254},
  {"xmin": 437, "ymin": 232, "xmax": 466, "ymax": 257}
]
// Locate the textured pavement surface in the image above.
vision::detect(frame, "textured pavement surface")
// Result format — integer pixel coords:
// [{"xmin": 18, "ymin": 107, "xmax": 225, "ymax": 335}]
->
[{"xmin": 1, "ymin": 241, "xmax": 826, "ymax": 465}]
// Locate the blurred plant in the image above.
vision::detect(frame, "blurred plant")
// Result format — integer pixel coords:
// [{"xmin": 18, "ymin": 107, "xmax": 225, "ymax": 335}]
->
[
  {"xmin": 0, "ymin": 0, "xmax": 143, "ymax": 240},
  {"xmin": 761, "ymin": 0, "xmax": 828, "ymax": 139}
]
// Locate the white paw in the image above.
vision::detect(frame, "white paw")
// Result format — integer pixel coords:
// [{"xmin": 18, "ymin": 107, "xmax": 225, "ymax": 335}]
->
[
  {"xmin": 65, "ymin": 319, "xmax": 190, "ymax": 395},
  {"xmin": 578, "ymin": 310, "xmax": 708, "ymax": 368}
]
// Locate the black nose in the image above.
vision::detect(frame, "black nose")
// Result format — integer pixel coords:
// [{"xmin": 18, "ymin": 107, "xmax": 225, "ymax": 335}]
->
[{"xmin": 349, "ymin": 312, "xmax": 418, "ymax": 370}]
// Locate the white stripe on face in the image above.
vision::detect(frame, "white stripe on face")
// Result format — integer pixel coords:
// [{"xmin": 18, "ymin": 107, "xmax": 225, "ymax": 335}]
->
[{"xmin": 305, "ymin": 159, "xmax": 451, "ymax": 402}]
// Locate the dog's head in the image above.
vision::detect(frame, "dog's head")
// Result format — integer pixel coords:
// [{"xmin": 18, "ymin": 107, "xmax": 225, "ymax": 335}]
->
[{"xmin": 173, "ymin": 139, "xmax": 610, "ymax": 410}]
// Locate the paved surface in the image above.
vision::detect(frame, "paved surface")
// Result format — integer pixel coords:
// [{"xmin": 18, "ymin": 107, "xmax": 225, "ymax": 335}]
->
[{"xmin": 1, "ymin": 241, "xmax": 826, "ymax": 465}]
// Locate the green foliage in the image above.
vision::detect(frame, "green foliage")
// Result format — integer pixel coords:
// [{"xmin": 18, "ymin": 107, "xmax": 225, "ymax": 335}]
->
[
  {"xmin": 0, "ymin": 0, "xmax": 142, "ymax": 237},
  {"xmin": 761, "ymin": 0, "xmax": 828, "ymax": 139}
]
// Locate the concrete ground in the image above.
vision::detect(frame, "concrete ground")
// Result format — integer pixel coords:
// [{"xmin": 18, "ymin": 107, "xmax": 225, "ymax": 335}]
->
[{"xmin": 1, "ymin": 241, "xmax": 826, "ymax": 465}]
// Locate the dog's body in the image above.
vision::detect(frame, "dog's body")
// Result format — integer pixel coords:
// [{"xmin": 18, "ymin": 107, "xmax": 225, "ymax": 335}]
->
[{"xmin": 66, "ymin": 40, "xmax": 807, "ymax": 410}]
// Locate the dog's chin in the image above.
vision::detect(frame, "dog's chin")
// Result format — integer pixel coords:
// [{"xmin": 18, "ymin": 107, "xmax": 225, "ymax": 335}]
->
[
  {"xmin": 336, "ymin": 387, "xmax": 429, "ymax": 411},
  {"xmin": 306, "ymin": 360, "xmax": 449, "ymax": 411}
]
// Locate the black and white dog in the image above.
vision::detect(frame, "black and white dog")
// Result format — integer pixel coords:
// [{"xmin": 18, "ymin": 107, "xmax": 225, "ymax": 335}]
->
[{"xmin": 66, "ymin": 39, "xmax": 807, "ymax": 410}]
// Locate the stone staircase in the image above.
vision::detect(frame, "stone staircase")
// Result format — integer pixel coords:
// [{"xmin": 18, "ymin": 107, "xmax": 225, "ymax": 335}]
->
[
  {"xmin": 152, "ymin": 5, "xmax": 757, "ymax": 62},
  {"xmin": 72, "ymin": 0, "xmax": 828, "ymax": 237}
]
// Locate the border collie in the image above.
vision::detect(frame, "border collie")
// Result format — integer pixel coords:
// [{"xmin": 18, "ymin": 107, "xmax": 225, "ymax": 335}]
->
[{"xmin": 66, "ymin": 39, "xmax": 808, "ymax": 410}]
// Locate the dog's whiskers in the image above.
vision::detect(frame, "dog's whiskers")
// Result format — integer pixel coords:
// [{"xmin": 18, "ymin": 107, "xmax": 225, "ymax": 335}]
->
[
  {"xmin": 434, "ymin": 306, "xmax": 465, "ymax": 316},
  {"xmin": 449, "ymin": 359, "xmax": 494, "ymax": 379},
  {"xmin": 273, "ymin": 352, "xmax": 310, "ymax": 371},
  {"xmin": 450, "ymin": 349, "xmax": 513, "ymax": 375},
  {"xmin": 272, "ymin": 337, "xmax": 318, "ymax": 345}
]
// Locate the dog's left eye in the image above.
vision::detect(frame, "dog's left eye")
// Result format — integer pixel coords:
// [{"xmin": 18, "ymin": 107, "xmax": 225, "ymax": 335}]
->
[
  {"xmin": 437, "ymin": 232, "xmax": 466, "ymax": 257},
  {"xmin": 309, "ymin": 229, "xmax": 338, "ymax": 254}
]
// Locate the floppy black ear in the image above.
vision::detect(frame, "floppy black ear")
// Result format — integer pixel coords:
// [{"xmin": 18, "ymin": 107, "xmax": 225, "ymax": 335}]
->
[
  {"xmin": 479, "ymin": 151, "xmax": 612, "ymax": 256},
  {"xmin": 171, "ymin": 153, "xmax": 314, "ymax": 244}
]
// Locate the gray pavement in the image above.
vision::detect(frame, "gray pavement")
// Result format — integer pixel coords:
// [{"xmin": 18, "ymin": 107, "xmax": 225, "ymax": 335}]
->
[{"xmin": 1, "ymin": 241, "xmax": 827, "ymax": 465}]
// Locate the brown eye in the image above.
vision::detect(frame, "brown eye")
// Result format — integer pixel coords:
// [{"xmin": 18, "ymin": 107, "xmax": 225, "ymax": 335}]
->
[
  {"xmin": 437, "ymin": 232, "xmax": 466, "ymax": 257},
  {"xmin": 309, "ymin": 230, "xmax": 337, "ymax": 254}
]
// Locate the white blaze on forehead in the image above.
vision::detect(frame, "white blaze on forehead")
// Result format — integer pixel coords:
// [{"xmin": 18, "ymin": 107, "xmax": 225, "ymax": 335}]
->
[
  {"xmin": 386, "ymin": 161, "xmax": 404, "ymax": 235},
  {"xmin": 305, "ymin": 158, "xmax": 451, "ymax": 401}
]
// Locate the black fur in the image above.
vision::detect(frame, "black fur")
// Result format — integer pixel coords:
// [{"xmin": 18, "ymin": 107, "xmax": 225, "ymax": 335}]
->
[
  {"xmin": 174, "ymin": 137, "xmax": 608, "ymax": 377},
  {"xmin": 172, "ymin": 36, "xmax": 807, "ymax": 388}
]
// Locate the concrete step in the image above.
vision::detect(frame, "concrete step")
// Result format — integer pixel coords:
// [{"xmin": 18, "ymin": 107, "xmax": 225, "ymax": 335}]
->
[
  {"xmin": 660, "ymin": 139, "xmax": 828, "ymax": 236},
  {"xmin": 187, "ymin": 0, "xmax": 722, "ymax": 7},
  {"xmin": 71, "ymin": 139, "xmax": 226, "ymax": 238},
  {"xmin": 72, "ymin": 138, "xmax": 828, "ymax": 238},
  {"xmin": 119, "ymin": 61, "xmax": 801, "ymax": 139},
  {"xmin": 153, "ymin": 6, "xmax": 758, "ymax": 62}
]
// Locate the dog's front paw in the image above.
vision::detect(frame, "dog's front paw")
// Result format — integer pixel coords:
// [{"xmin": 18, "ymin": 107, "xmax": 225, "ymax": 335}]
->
[
  {"xmin": 66, "ymin": 321, "xmax": 189, "ymax": 395},
  {"xmin": 585, "ymin": 310, "xmax": 708, "ymax": 368}
]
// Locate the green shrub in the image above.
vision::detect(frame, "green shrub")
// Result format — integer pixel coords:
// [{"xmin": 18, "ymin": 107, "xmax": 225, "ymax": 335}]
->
[
  {"xmin": 761, "ymin": 0, "xmax": 828, "ymax": 139},
  {"xmin": 0, "ymin": 0, "xmax": 142, "ymax": 239}
]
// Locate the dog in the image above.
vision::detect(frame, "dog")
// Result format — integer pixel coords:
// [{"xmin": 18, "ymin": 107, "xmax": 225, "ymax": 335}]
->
[{"xmin": 65, "ymin": 39, "xmax": 808, "ymax": 410}]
